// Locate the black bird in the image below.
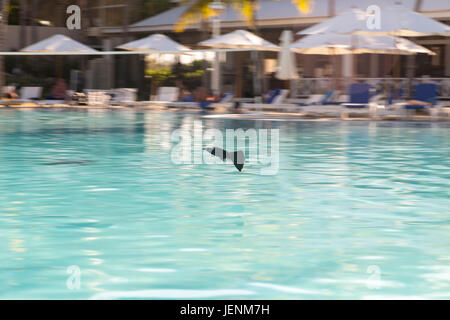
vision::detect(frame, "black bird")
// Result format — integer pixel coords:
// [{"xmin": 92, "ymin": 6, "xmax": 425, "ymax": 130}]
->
[{"xmin": 205, "ymin": 147, "xmax": 245, "ymax": 172}]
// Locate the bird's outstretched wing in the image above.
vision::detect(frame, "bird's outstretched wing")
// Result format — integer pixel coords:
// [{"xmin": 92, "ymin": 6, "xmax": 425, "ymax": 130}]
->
[{"xmin": 205, "ymin": 147, "xmax": 245, "ymax": 172}]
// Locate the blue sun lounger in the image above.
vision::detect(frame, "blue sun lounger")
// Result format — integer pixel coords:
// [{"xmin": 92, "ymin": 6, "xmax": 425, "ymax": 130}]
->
[
  {"xmin": 387, "ymin": 83, "xmax": 443, "ymax": 118},
  {"xmin": 167, "ymin": 92, "xmax": 234, "ymax": 110},
  {"xmin": 297, "ymin": 90, "xmax": 338, "ymax": 107},
  {"xmin": 404, "ymin": 83, "xmax": 437, "ymax": 110},
  {"xmin": 241, "ymin": 89, "xmax": 295, "ymax": 111},
  {"xmin": 340, "ymin": 83, "xmax": 381, "ymax": 118},
  {"xmin": 342, "ymin": 83, "xmax": 371, "ymax": 108}
]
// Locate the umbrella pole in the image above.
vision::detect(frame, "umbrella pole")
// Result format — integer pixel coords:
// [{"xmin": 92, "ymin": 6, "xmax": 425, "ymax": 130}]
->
[
  {"xmin": 406, "ymin": 55, "xmax": 415, "ymax": 99},
  {"xmin": 234, "ymin": 51, "xmax": 243, "ymax": 98},
  {"xmin": 332, "ymin": 47, "xmax": 337, "ymax": 90},
  {"xmin": 56, "ymin": 55, "xmax": 63, "ymax": 79},
  {"xmin": 351, "ymin": 34, "xmax": 358, "ymax": 84},
  {"xmin": 252, "ymin": 51, "xmax": 262, "ymax": 99}
]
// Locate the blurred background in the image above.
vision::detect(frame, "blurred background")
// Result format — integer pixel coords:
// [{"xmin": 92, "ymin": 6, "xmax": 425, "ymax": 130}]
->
[{"xmin": 1, "ymin": 0, "xmax": 450, "ymax": 99}]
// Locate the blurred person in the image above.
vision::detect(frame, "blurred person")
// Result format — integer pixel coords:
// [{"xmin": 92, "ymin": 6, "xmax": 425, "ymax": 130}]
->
[
  {"xmin": 50, "ymin": 78, "xmax": 68, "ymax": 100},
  {"xmin": 176, "ymin": 80, "xmax": 193, "ymax": 102},
  {"xmin": 193, "ymin": 87, "xmax": 208, "ymax": 102},
  {"xmin": 3, "ymin": 86, "xmax": 19, "ymax": 99}
]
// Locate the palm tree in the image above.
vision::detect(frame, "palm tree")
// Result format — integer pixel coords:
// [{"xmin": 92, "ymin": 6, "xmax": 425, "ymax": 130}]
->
[
  {"xmin": 0, "ymin": 0, "xmax": 10, "ymax": 90},
  {"xmin": 174, "ymin": 0, "xmax": 312, "ymax": 96},
  {"xmin": 175, "ymin": 0, "xmax": 312, "ymax": 32}
]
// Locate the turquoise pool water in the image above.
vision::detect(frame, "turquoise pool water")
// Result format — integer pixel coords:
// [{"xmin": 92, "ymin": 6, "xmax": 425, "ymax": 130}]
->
[{"xmin": 0, "ymin": 109, "xmax": 449, "ymax": 299}]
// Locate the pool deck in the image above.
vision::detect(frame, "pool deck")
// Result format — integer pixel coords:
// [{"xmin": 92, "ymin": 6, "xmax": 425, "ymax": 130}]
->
[{"xmin": 1, "ymin": 102, "xmax": 450, "ymax": 122}]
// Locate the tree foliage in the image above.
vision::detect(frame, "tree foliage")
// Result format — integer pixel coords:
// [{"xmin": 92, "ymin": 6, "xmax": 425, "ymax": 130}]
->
[{"xmin": 175, "ymin": 0, "xmax": 313, "ymax": 32}]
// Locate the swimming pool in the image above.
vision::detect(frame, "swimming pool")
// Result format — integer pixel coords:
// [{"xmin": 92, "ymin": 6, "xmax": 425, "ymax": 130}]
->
[{"xmin": 0, "ymin": 109, "xmax": 449, "ymax": 299}]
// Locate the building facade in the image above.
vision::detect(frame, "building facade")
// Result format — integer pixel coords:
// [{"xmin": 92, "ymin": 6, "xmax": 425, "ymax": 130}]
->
[{"xmin": 97, "ymin": 0, "xmax": 450, "ymax": 96}]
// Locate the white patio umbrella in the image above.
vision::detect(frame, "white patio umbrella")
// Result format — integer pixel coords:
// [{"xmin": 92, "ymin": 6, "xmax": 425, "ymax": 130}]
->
[
  {"xmin": 117, "ymin": 34, "xmax": 191, "ymax": 52},
  {"xmin": 276, "ymin": 30, "xmax": 299, "ymax": 80},
  {"xmin": 21, "ymin": 34, "xmax": 98, "ymax": 53},
  {"xmin": 298, "ymin": 4, "xmax": 449, "ymax": 94},
  {"xmin": 298, "ymin": 5, "xmax": 450, "ymax": 37},
  {"xmin": 199, "ymin": 29, "xmax": 280, "ymax": 97},
  {"xmin": 199, "ymin": 29, "xmax": 280, "ymax": 51},
  {"xmin": 290, "ymin": 33, "xmax": 436, "ymax": 56},
  {"xmin": 290, "ymin": 32, "xmax": 435, "ymax": 91},
  {"xmin": 21, "ymin": 34, "xmax": 98, "ymax": 80},
  {"xmin": 117, "ymin": 34, "xmax": 193, "ymax": 99}
]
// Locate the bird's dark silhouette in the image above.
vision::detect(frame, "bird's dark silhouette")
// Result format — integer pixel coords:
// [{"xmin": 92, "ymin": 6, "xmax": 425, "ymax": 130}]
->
[{"xmin": 205, "ymin": 147, "xmax": 245, "ymax": 172}]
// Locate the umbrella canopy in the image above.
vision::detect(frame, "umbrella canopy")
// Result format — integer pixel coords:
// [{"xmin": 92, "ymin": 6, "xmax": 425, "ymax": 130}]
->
[
  {"xmin": 276, "ymin": 30, "xmax": 298, "ymax": 80},
  {"xmin": 117, "ymin": 34, "xmax": 191, "ymax": 52},
  {"xmin": 298, "ymin": 4, "xmax": 450, "ymax": 37},
  {"xmin": 21, "ymin": 34, "xmax": 98, "ymax": 53},
  {"xmin": 199, "ymin": 29, "xmax": 280, "ymax": 51},
  {"xmin": 290, "ymin": 33, "xmax": 436, "ymax": 55}
]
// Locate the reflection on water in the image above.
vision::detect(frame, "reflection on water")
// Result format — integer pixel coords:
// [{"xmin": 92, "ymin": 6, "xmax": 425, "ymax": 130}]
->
[{"xmin": 0, "ymin": 109, "xmax": 449, "ymax": 299}]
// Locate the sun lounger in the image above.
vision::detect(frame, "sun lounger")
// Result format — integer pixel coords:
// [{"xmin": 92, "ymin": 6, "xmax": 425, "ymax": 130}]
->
[
  {"xmin": 384, "ymin": 83, "xmax": 444, "ymax": 119},
  {"xmin": 340, "ymin": 83, "xmax": 379, "ymax": 119},
  {"xmin": 300, "ymin": 104, "xmax": 343, "ymax": 117},
  {"xmin": 207, "ymin": 93, "xmax": 235, "ymax": 110},
  {"xmin": 128, "ymin": 87, "xmax": 181, "ymax": 107},
  {"xmin": 440, "ymin": 105, "xmax": 450, "ymax": 117},
  {"xmin": 20, "ymin": 87, "xmax": 43, "ymax": 100},
  {"xmin": 151, "ymin": 87, "xmax": 180, "ymax": 104},
  {"xmin": 404, "ymin": 83, "xmax": 437, "ymax": 110},
  {"xmin": 300, "ymin": 84, "xmax": 379, "ymax": 118},
  {"xmin": 2, "ymin": 86, "xmax": 16, "ymax": 96},
  {"xmin": 167, "ymin": 93, "xmax": 235, "ymax": 110},
  {"xmin": 39, "ymin": 100, "xmax": 66, "ymax": 105},
  {"xmin": 298, "ymin": 91, "xmax": 344, "ymax": 116},
  {"xmin": 298, "ymin": 90, "xmax": 339, "ymax": 106},
  {"xmin": 241, "ymin": 89, "xmax": 295, "ymax": 112},
  {"xmin": 0, "ymin": 86, "xmax": 43, "ymax": 106},
  {"xmin": 0, "ymin": 86, "xmax": 16, "ymax": 105},
  {"xmin": 84, "ymin": 90, "xmax": 111, "ymax": 106},
  {"xmin": 110, "ymin": 88, "xmax": 137, "ymax": 105}
]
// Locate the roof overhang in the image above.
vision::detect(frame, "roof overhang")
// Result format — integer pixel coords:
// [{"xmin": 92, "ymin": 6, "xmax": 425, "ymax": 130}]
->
[
  {"xmin": 100, "ymin": 10, "xmax": 450, "ymax": 35},
  {"xmin": 101, "ymin": 16, "xmax": 333, "ymax": 34}
]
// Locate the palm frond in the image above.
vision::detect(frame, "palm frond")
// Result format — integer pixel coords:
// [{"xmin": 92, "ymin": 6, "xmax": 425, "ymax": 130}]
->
[
  {"xmin": 291, "ymin": 0, "xmax": 313, "ymax": 14},
  {"xmin": 175, "ymin": 0, "xmax": 221, "ymax": 32},
  {"xmin": 174, "ymin": 0, "xmax": 313, "ymax": 32},
  {"xmin": 231, "ymin": 0, "xmax": 256, "ymax": 29}
]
